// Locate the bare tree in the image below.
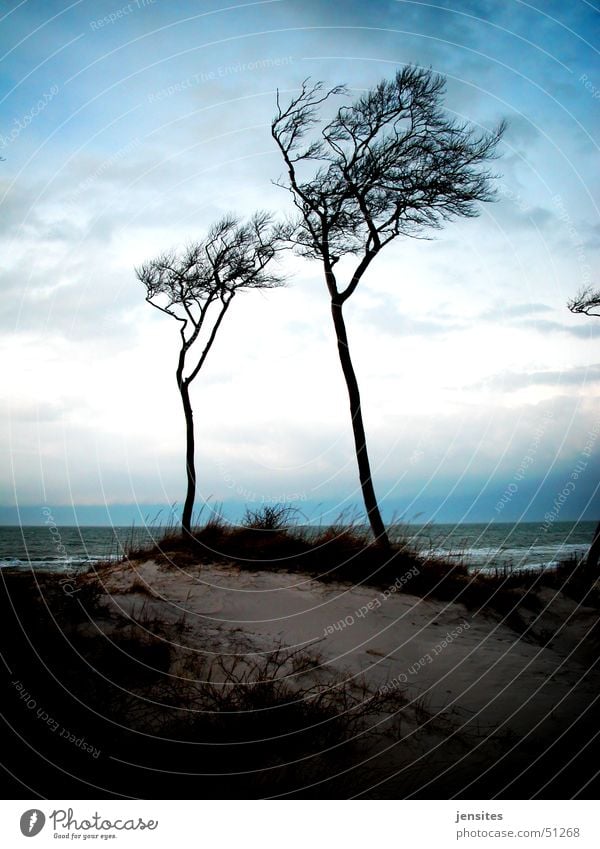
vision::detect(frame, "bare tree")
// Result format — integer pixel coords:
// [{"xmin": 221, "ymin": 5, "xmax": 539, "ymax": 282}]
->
[
  {"xmin": 568, "ymin": 286, "xmax": 600, "ymax": 317},
  {"xmin": 272, "ymin": 66, "xmax": 506, "ymax": 546},
  {"xmin": 567, "ymin": 285, "xmax": 600, "ymax": 567},
  {"xmin": 136, "ymin": 212, "xmax": 287, "ymax": 536}
]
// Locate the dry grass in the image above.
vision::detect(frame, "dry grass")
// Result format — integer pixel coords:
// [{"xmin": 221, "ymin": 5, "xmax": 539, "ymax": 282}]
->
[
  {"xmin": 0, "ymin": 571, "xmax": 421, "ymax": 798},
  {"xmin": 3, "ymin": 546, "xmax": 600, "ymax": 798},
  {"xmin": 122, "ymin": 507, "xmax": 561, "ymax": 624}
]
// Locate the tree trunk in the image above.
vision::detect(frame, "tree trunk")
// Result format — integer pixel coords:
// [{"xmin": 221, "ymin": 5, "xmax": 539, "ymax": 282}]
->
[
  {"xmin": 330, "ymin": 299, "xmax": 389, "ymax": 547},
  {"xmin": 179, "ymin": 379, "xmax": 196, "ymax": 537},
  {"xmin": 586, "ymin": 519, "xmax": 600, "ymax": 570}
]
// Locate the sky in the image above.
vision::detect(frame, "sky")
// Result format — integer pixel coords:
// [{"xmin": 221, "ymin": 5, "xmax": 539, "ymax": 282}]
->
[{"xmin": 1, "ymin": 0, "xmax": 599, "ymax": 526}]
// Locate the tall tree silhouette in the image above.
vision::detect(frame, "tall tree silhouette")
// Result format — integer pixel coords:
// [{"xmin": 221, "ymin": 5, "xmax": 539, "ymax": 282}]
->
[
  {"xmin": 272, "ymin": 66, "xmax": 505, "ymax": 545},
  {"xmin": 568, "ymin": 285, "xmax": 600, "ymax": 567},
  {"xmin": 137, "ymin": 213, "xmax": 287, "ymax": 536}
]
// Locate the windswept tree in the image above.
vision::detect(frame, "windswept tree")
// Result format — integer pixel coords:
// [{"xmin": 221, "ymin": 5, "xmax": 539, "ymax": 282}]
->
[
  {"xmin": 136, "ymin": 212, "xmax": 287, "ymax": 536},
  {"xmin": 567, "ymin": 285, "xmax": 600, "ymax": 568},
  {"xmin": 568, "ymin": 286, "xmax": 600, "ymax": 317},
  {"xmin": 272, "ymin": 66, "xmax": 506, "ymax": 546}
]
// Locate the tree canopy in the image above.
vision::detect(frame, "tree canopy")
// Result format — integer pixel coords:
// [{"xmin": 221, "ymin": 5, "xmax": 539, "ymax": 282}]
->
[
  {"xmin": 568, "ymin": 286, "xmax": 600, "ymax": 318},
  {"xmin": 271, "ymin": 66, "xmax": 505, "ymax": 544},
  {"xmin": 136, "ymin": 211, "xmax": 288, "ymax": 535},
  {"xmin": 272, "ymin": 66, "xmax": 506, "ymax": 303}
]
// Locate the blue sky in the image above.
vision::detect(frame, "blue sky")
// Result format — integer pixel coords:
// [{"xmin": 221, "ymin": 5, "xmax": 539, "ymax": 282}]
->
[{"xmin": 1, "ymin": 0, "xmax": 599, "ymax": 525}]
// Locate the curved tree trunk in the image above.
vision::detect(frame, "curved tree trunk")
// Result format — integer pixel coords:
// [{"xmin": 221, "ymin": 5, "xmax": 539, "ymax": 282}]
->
[
  {"xmin": 330, "ymin": 300, "xmax": 389, "ymax": 547},
  {"xmin": 179, "ymin": 379, "xmax": 196, "ymax": 537},
  {"xmin": 586, "ymin": 519, "xmax": 600, "ymax": 570}
]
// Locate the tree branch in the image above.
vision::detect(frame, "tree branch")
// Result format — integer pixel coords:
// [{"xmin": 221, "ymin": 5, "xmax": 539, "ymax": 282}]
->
[{"xmin": 185, "ymin": 293, "xmax": 235, "ymax": 384}]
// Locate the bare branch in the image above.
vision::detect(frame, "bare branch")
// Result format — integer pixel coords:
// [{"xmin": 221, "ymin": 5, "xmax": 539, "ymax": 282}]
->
[
  {"xmin": 568, "ymin": 286, "xmax": 600, "ymax": 317},
  {"xmin": 185, "ymin": 292, "xmax": 235, "ymax": 384},
  {"xmin": 136, "ymin": 212, "xmax": 288, "ymax": 385},
  {"xmin": 272, "ymin": 65, "xmax": 506, "ymax": 291},
  {"xmin": 137, "ymin": 212, "xmax": 289, "ymax": 535},
  {"xmin": 271, "ymin": 65, "xmax": 506, "ymax": 546}
]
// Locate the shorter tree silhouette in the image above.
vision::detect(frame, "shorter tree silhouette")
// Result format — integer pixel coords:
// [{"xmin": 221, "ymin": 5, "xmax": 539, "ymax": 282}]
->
[
  {"xmin": 137, "ymin": 212, "xmax": 287, "ymax": 536},
  {"xmin": 567, "ymin": 284, "xmax": 600, "ymax": 567}
]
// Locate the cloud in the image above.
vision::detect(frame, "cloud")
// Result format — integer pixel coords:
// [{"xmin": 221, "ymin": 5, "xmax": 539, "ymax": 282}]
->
[
  {"xmin": 1, "ymin": 0, "xmax": 598, "ymax": 518},
  {"xmin": 358, "ymin": 301, "xmax": 467, "ymax": 336},
  {"xmin": 475, "ymin": 302, "xmax": 598, "ymax": 339},
  {"xmin": 514, "ymin": 318, "xmax": 598, "ymax": 339},
  {"xmin": 481, "ymin": 363, "xmax": 600, "ymax": 390},
  {"xmin": 4, "ymin": 398, "xmax": 78, "ymax": 423},
  {"xmin": 479, "ymin": 301, "xmax": 553, "ymax": 320}
]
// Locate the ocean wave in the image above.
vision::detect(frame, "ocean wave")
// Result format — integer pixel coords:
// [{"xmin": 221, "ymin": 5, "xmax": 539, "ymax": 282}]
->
[
  {"xmin": 0, "ymin": 555, "xmax": 119, "ymax": 572},
  {"xmin": 419, "ymin": 542, "xmax": 589, "ymax": 570}
]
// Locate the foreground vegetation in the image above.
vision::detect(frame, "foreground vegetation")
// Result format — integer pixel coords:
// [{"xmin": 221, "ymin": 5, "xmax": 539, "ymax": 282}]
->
[
  {"xmin": 2, "ymin": 509, "xmax": 599, "ymax": 799},
  {"xmin": 0, "ymin": 569, "xmax": 447, "ymax": 798},
  {"xmin": 123, "ymin": 507, "xmax": 600, "ymax": 628}
]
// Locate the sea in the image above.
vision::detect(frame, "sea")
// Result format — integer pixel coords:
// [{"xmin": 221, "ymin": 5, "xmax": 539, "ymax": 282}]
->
[{"xmin": 0, "ymin": 520, "xmax": 595, "ymax": 574}]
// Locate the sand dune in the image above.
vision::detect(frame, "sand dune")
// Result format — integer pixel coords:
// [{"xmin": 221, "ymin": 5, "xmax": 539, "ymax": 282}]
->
[{"xmin": 99, "ymin": 558, "xmax": 600, "ymax": 747}]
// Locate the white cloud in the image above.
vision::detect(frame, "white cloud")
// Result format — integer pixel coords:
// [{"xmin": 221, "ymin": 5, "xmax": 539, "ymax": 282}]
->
[{"xmin": 1, "ymin": 0, "xmax": 598, "ymax": 519}]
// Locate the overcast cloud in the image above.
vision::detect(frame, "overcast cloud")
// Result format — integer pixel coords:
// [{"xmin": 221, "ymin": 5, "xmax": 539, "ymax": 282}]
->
[{"xmin": 1, "ymin": 0, "xmax": 599, "ymax": 524}]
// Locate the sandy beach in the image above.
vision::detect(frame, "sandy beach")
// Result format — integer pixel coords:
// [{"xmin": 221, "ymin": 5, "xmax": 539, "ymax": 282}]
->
[{"xmin": 67, "ymin": 555, "xmax": 599, "ymax": 797}]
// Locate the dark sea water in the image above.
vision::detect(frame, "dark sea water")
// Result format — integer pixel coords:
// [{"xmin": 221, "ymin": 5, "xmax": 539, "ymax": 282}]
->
[
  {"xmin": 396, "ymin": 520, "xmax": 595, "ymax": 571},
  {"xmin": 0, "ymin": 520, "xmax": 594, "ymax": 573},
  {"xmin": 0, "ymin": 525, "xmax": 153, "ymax": 572}
]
